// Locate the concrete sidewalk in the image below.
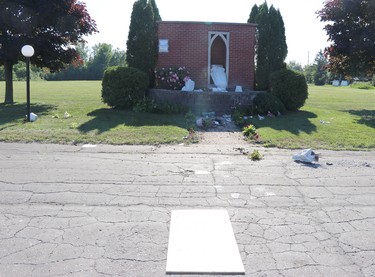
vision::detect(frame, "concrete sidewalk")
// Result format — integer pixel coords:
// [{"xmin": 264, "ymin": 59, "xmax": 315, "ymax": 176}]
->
[{"xmin": 0, "ymin": 142, "xmax": 374, "ymax": 276}]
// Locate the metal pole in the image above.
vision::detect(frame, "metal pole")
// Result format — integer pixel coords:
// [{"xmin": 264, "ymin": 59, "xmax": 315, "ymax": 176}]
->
[{"xmin": 26, "ymin": 57, "xmax": 30, "ymax": 122}]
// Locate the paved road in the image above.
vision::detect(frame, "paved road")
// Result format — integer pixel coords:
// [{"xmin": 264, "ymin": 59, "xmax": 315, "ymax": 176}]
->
[{"xmin": 0, "ymin": 142, "xmax": 374, "ymax": 277}]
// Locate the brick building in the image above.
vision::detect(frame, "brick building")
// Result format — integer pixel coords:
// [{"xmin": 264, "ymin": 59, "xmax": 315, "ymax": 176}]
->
[{"xmin": 156, "ymin": 21, "xmax": 257, "ymax": 90}]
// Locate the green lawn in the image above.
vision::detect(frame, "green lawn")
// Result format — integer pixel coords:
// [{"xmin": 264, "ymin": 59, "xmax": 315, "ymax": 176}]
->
[
  {"xmin": 254, "ymin": 85, "xmax": 375, "ymax": 150},
  {"xmin": 0, "ymin": 81, "xmax": 374, "ymax": 150},
  {"xmin": 0, "ymin": 81, "xmax": 189, "ymax": 145}
]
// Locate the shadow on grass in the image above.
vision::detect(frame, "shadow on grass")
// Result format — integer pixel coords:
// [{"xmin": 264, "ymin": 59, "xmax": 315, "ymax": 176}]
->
[
  {"xmin": 0, "ymin": 102, "xmax": 56, "ymax": 125},
  {"xmin": 255, "ymin": 110, "xmax": 318, "ymax": 135},
  {"xmin": 345, "ymin": 109, "xmax": 375, "ymax": 128},
  {"xmin": 78, "ymin": 108, "xmax": 188, "ymax": 134}
]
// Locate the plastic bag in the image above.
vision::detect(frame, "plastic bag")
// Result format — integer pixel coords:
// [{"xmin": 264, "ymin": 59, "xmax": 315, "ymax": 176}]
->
[{"xmin": 293, "ymin": 149, "xmax": 319, "ymax": 163}]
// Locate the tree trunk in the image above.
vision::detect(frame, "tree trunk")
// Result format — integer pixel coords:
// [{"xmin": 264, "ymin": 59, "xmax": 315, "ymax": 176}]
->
[{"xmin": 4, "ymin": 62, "xmax": 14, "ymax": 104}]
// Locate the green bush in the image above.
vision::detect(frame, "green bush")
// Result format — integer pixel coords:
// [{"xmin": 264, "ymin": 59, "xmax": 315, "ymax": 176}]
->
[
  {"xmin": 253, "ymin": 92, "xmax": 286, "ymax": 115},
  {"xmin": 270, "ymin": 69, "xmax": 308, "ymax": 111},
  {"xmin": 154, "ymin": 66, "xmax": 190, "ymax": 90},
  {"xmin": 185, "ymin": 111, "xmax": 196, "ymax": 129},
  {"xmin": 351, "ymin": 82, "xmax": 374, "ymax": 90},
  {"xmin": 102, "ymin": 66, "xmax": 149, "ymax": 109}
]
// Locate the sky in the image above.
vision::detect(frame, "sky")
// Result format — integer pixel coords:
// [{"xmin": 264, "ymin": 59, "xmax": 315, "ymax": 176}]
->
[{"xmin": 84, "ymin": 0, "xmax": 329, "ymax": 66}]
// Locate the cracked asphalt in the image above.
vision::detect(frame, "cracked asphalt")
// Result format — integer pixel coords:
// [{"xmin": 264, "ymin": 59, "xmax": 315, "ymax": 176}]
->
[{"xmin": 0, "ymin": 142, "xmax": 374, "ymax": 277}]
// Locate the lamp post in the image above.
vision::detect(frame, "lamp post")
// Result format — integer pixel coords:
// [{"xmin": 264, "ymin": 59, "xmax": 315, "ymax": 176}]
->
[{"xmin": 21, "ymin": 45, "xmax": 35, "ymax": 122}]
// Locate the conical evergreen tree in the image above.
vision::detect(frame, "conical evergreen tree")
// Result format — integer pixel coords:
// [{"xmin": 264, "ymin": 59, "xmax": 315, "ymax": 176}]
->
[
  {"xmin": 149, "ymin": 0, "xmax": 161, "ymax": 21},
  {"xmin": 268, "ymin": 6, "xmax": 287, "ymax": 73},
  {"xmin": 126, "ymin": 0, "xmax": 159, "ymax": 85},
  {"xmin": 254, "ymin": 2, "xmax": 271, "ymax": 90},
  {"xmin": 248, "ymin": 2, "xmax": 288, "ymax": 90},
  {"xmin": 247, "ymin": 4, "xmax": 258, "ymax": 24}
]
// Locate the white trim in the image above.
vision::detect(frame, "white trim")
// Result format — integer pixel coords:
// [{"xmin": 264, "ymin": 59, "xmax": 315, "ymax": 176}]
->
[{"xmin": 208, "ymin": 32, "xmax": 230, "ymax": 86}]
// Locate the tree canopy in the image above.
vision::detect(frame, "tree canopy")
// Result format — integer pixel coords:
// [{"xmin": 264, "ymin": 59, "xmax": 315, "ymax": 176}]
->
[
  {"xmin": 0, "ymin": 0, "xmax": 98, "ymax": 103},
  {"xmin": 317, "ymin": 0, "xmax": 375, "ymax": 76}
]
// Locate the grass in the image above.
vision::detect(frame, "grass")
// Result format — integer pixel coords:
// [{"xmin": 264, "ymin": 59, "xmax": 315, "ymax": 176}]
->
[
  {"xmin": 0, "ymin": 81, "xmax": 374, "ymax": 150},
  {"xmin": 0, "ymin": 81, "xmax": 189, "ymax": 145},
  {"xmin": 252, "ymin": 85, "xmax": 375, "ymax": 150}
]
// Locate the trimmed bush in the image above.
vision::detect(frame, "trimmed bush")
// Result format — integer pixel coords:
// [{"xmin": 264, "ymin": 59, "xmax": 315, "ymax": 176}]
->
[
  {"xmin": 253, "ymin": 92, "xmax": 286, "ymax": 115},
  {"xmin": 270, "ymin": 69, "xmax": 308, "ymax": 111},
  {"xmin": 102, "ymin": 66, "xmax": 149, "ymax": 109}
]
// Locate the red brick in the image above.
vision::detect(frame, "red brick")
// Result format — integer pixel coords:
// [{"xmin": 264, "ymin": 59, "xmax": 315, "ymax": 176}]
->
[{"xmin": 157, "ymin": 21, "xmax": 256, "ymax": 90}]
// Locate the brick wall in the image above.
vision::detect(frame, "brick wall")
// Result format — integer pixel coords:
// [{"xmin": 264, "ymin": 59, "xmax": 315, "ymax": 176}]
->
[{"xmin": 157, "ymin": 21, "xmax": 257, "ymax": 90}]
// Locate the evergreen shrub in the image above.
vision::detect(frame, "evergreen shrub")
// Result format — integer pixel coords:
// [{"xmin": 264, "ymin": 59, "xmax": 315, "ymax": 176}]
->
[
  {"xmin": 253, "ymin": 92, "xmax": 286, "ymax": 115},
  {"xmin": 102, "ymin": 66, "xmax": 148, "ymax": 109},
  {"xmin": 270, "ymin": 69, "xmax": 308, "ymax": 111}
]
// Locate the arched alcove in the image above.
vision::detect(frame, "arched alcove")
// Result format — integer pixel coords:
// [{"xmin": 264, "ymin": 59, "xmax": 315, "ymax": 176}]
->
[{"xmin": 208, "ymin": 32, "xmax": 230, "ymax": 86}]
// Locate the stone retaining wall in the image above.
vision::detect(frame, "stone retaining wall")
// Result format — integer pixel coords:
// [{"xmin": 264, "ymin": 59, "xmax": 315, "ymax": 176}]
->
[{"xmin": 147, "ymin": 89, "xmax": 264, "ymax": 115}]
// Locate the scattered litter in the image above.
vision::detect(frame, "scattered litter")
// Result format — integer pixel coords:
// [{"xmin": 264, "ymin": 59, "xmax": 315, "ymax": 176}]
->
[
  {"xmin": 181, "ymin": 76, "xmax": 195, "ymax": 92},
  {"xmin": 293, "ymin": 149, "xmax": 319, "ymax": 164},
  {"xmin": 202, "ymin": 112, "xmax": 215, "ymax": 118},
  {"xmin": 211, "ymin": 87, "xmax": 227, "ymax": 92},
  {"xmin": 234, "ymin": 147, "xmax": 249, "ymax": 155},
  {"xmin": 196, "ymin": 118, "xmax": 203, "ymax": 128},
  {"xmin": 267, "ymin": 111, "xmax": 274, "ymax": 117},
  {"xmin": 29, "ymin": 113, "xmax": 38, "ymax": 122},
  {"xmin": 82, "ymin": 144, "xmax": 97, "ymax": 148},
  {"xmin": 64, "ymin": 111, "xmax": 72, "ymax": 118},
  {"xmin": 214, "ymin": 121, "xmax": 220, "ymax": 126},
  {"xmin": 258, "ymin": 114, "xmax": 265, "ymax": 120},
  {"xmin": 320, "ymin": 120, "xmax": 330, "ymax": 124},
  {"xmin": 235, "ymin": 86, "xmax": 243, "ymax": 93}
]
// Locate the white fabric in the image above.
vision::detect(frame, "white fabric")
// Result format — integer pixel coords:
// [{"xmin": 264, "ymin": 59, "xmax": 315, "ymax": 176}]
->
[
  {"xmin": 181, "ymin": 79, "xmax": 195, "ymax": 91},
  {"xmin": 211, "ymin": 65, "xmax": 228, "ymax": 89}
]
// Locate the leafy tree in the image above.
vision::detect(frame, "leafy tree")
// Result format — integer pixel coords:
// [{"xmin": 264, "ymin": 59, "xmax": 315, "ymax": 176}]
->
[
  {"xmin": 0, "ymin": 0, "xmax": 97, "ymax": 103},
  {"xmin": 87, "ymin": 43, "xmax": 114, "ymax": 79},
  {"xmin": 287, "ymin": 61, "xmax": 303, "ymax": 72},
  {"xmin": 317, "ymin": 0, "xmax": 375, "ymax": 77},
  {"xmin": 45, "ymin": 43, "xmax": 126, "ymax": 80},
  {"xmin": 303, "ymin": 64, "xmax": 315, "ymax": 84},
  {"xmin": 248, "ymin": 2, "xmax": 287, "ymax": 90},
  {"xmin": 313, "ymin": 50, "xmax": 328, "ymax": 86},
  {"xmin": 126, "ymin": 0, "xmax": 160, "ymax": 86}
]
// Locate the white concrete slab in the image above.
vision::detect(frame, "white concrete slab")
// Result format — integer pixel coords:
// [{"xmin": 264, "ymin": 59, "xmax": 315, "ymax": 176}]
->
[{"xmin": 166, "ymin": 210, "xmax": 245, "ymax": 275}]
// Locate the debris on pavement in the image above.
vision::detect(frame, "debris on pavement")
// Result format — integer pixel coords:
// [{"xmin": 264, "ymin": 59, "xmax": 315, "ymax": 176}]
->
[{"xmin": 293, "ymin": 149, "xmax": 319, "ymax": 164}]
